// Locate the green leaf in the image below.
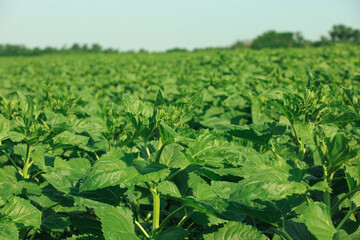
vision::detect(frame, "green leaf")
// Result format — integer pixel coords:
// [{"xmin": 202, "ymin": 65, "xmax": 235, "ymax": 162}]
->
[
  {"xmin": 284, "ymin": 220, "xmax": 315, "ymax": 240},
  {"xmin": 157, "ymin": 181, "xmax": 182, "ymax": 198},
  {"xmin": 158, "ymin": 121, "xmax": 192, "ymax": 144},
  {"xmin": 80, "ymin": 163, "xmax": 138, "ymax": 192},
  {"xmin": 65, "ymin": 234, "xmax": 103, "ymax": 240},
  {"xmin": 31, "ymin": 149, "xmax": 46, "ymax": 171},
  {"xmin": 0, "ymin": 115, "xmax": 10, "ymax": 142},
  {"xmin": 14, "ymin": 143, "xmax": 27, "ymax": 161},
  {"xmin": 300, "ymin": 202, "xmax": 336, "ymax": 240},
  {"xmin": 138, "ymin": 164, "xmax": 170, "ymax": 183},
  {"xmin": 43, "ymin": 158, "xmax": 91, "ymax": 193},
  {"xmin": 53, "ymin": 131, "xmax": 89, "ymax": 146},
  {"xmin": 0, "ymin": 218, "xmax": 19, "ymax": 240},
  {"xmin": 188, "ymin": 173, "xmax": 218, "ymax": 201},
  {"xmin": 211, "ymin": 181, "xmax": 239, "ymax": 199},
  {"xmin": 123, "ymin": 94, "xmax": 153, "ymax": 117},
  {"xmin": 8, "ymin": 131, "xmax": 25, "ymax": 142},
  {"xmin": 188, "ymin": 92, "xmax": 203, "ymax": 107},
  {"xmin": 309, "ymin": 181, "xmax": 332, "ymax": 193},
  {"xmin": 263, "ymin": 90, "xmax": 304, "ymax": 122},
  {"xmin": 156, "ymin": 227, "xmax": 187, "ymax": 240},
  {"xmin": 154, "ymin": 90, "xmax": 165, "ymax": 108},
  {"xmin": 2, "ymin": 196, "xmax": 42, "ymax": 228},
  {"xmin": 216, "ymin": 124, "xmax": 272, "ymax": 146},
  {"xmin": 42, "ymin": 214, "xmax": 71, "ymax": 232},
  {"xmin": 203, "ymin": 222, "xmax": 267, "ymax": 240},
  {"xmin": 228, "ymin": 201, "xmax": 282, "ymax": 225},
  {"xmin": 80, "ymin": 151, "xmax": 139, "ymax": 192},
  {"xmin": 333, "ymin": 230, "xmax": 351, "ymax": 240},
  {"xmin": 229, "ymin": 171, "xmax": 307, "ymax": 201},
  {"xmin": 186, "ymin": 131, "xmax": 238, "ymax": 166},
  {"xmin": 314, "ymin": 131, "xmax": 359, "ymax": 173},
  {"xmin": 294, "ymin": 121, "xmax": 316, "ymax": 151},
  {"xmin": 159, "ymin": 143, "xmax": 189, "ymax": 168},
  {"xmin": 68, "ymin": 214, "xmax": 103, "ymax": 236},
  {"xmin": 95, "ymin": 205, "xmax": 139, "ymax": 240}
]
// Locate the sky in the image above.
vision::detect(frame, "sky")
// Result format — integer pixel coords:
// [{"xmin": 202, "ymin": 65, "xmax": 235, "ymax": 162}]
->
[{"xmin": 0, "ymin": 0, "xmax": 359, "ymax": 52}]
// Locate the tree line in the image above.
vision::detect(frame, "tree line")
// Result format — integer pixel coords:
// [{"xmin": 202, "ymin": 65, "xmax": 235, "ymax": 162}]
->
[
  {"xmin": 229, "ymin": 24, "xmax": 360, "ymax": 50},
  {"xmin": 1, "ymin": 24, "xmax": 359, "ymax": 56},
  {"xmin": 0, "ymin": 43, "xmax": 119, "ymax": 57}
]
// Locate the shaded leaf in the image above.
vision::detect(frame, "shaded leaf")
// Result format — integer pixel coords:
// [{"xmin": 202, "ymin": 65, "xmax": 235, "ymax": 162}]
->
[
  {"xmin": 2, "ymin": 196, "xmax": 42, "ymax": 228},
  {"xmin": 95, "ymin": 205, "xmax": 139, "ymax": 240},
  {"xmin": 203, "ymin": 222, "xmax": 267, "ymax": 240}
]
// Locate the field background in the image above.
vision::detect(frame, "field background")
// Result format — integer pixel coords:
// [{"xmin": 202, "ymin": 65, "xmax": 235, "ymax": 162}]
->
[{"xmin": 0, "ymin": 44, "xmax": 360, "ymax": 240}]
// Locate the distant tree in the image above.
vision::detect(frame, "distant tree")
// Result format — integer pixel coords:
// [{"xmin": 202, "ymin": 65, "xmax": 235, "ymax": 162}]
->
[
  {"xmin": 251, "ymin": 31, "xmax": 306, "ymax": 49},
  {"xmin": 351, "ymin": 29, "xmax": 360, "ymax": 42},
  {"xmin": 103, "ymin": 48, "xmax": 119, "ymax": 53},
  {"xmin": 328, "ymin": 24, "xmax": 360, "ymax": 42},
  {"xmin": 70, "ymin": 43, "xmax": 81, "ymax": 52},
  {"xmin": 0, "ymin": 43, "xmax": 120, "ymax": 56},
  {"xmin": 229, "ymin": 40, "xmax": 247, "ymax": 50},
  {"xmin": 313, "ymin": 36, "xmax": 333, "ymax": 47},
  {"xmin": 33, "ymin": 47, "xmax": 42, "ymax": 55},
  {"xmin": 43, "ymin": 47, "xmax": 57, "ymax": 54},
  {"xmin": 166, "ymin": 48, "xmax": 188, "ymax": 53},
  {"xmin": 91, "ymin": 43, "xmax": 102, "ymax": 52},
  {"xmin": 82, "ymin": 44, "xmax": 89, "ymax": 52},
  {"xmin": 329, "ymin": 25, "xmax": 354, "ymax": 41}
]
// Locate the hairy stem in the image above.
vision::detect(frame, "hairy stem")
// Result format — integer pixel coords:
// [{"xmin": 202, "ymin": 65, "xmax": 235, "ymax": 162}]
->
[
  {"xmin": 336, "ymin": 206, "xmax": 360, "ymax": 230},
  {"xmin": 158, "ymin": 205, "xmax": 186, "ymax": 232},
  {"xmin": 2, "ymin": 150, "xmax": 20, "ymax": 172},
  {"xmin": 331, "ymin": 186, "xmax": 360, "ymax": 216},
  {"xmin": 290, "ymin": 120, "xmax": 305, "ymax": 154},
  {"xmin": 280, "ymin": 228, "xmax": 293, "ymax": 240},
  {"xmin": 323, "ymin": 172, "xmax": 333, "ymax": 215},
  {"xmin": 151, "ymin": 187, "xmax": 161, "ymax": 236},
  {"xmin": 28, "ymin": 228, "xmax": 38, "ymax": 240},
  {"xmin": 135, "ymin": 220, "xmax": 150, "ymax": 238},
  {"xmin": 177, "ymin": 209, "xmax": 193, "ymax": 228},
  {"xmin": 108, "ymin": 139, "xmax": 112, "ymax": 152},
  {"xmin": 155, "ymin": 142, "xmax": 168, "ymax": 164},
  {"xmin": 146, "ymin": 146, "xmax": 151, "ymax": 159},
  {"xmin": 22, "ymin": 144, "xmax": 33, "ymax": 179}
]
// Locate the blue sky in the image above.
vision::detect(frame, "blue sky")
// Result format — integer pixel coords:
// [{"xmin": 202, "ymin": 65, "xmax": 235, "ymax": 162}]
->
[{"xmin": 0, "ymin": 0, "xmax": 359, "ymax": 51}]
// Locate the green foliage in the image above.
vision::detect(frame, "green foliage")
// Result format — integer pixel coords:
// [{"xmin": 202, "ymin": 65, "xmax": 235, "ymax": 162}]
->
[
  {"xmin": 0, "ymin": 44, "xmax": 359, "ymax": 239},
  {"xmin": 329, "ymin": 24, "xmax": 360, "ymax": 42},
  {"xmin": 251, "ymin": 30, "xmax": 306, "ymax": 49}
]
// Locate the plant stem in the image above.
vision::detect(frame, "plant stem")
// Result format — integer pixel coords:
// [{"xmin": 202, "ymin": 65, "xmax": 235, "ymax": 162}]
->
[
  {"xmin": 135, "ymin": 220, "xmax": 150, "ymax": 238},
  {"xmin": 22, "ymin": 144, "xmax": 32, "ymax": 179},
  {"xmin": 177, "ymin": 209, "xmax": 193, "ymax": 228},
  {"xmin": 324, "ymin": 190, "xmax": 331, "ymax": 215},
  {"xmin": 28, "ymin": 228, "xmax": 37, "ymax": 240},
  {"xmin": 158, "ymin": 205, "xmax": 186, "ymax": 232},
  {"xmin": 151, "ymin": 187, "xmax": 161, "ymax": 236},
  {"xmin": 331, "ymin": 186, "xmax": 360, "ymax": 215},
  {"xmin": 323, "ymin": 169, "xmax": 333, "ymax": 215},
  {"xmin": 94, "ymin": 152, "xmax": 99, "ymax": 160},
  {"xmin": 155, "ymin": 143, "xmax": 168, "ymax": 164},
  {"xmin": 336, "ymin": 206, "xmax": 360, "ymax": 230},
  {"xmin": 290, "ymin": 120, "xmax": 305, "ymax": 154},
  {"xmin": 280, "ymin": 228, "xmax": 293, "ymax": 240},
  {"xmin": 2, "ymin": 150, "xmax": 20, "ymax": 172},
  {"xmin": 108, "ymin": 139, "xmax": 112, "ymax": 152},
  {"xmin": 146, "ymin": 146, "xmax": 151, "ymax": 159},
  {"xmin": 41, "ymin": 118, "xmax": 49, "ymax": 130},
  {"xmin": 185, "ymin": 222, "xmax": 194, "ymax": 231}
]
